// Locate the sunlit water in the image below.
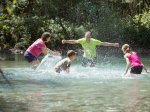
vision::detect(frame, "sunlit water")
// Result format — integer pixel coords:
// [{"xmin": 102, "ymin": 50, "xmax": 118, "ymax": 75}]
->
[{"xmin": 0, "ymin": 54, "xmax": 150, "ymax": 112}]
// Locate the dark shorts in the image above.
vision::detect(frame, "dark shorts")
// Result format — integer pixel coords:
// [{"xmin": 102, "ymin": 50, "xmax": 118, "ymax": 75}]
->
[
  {"xmin": 24, "ymin": 51, "xmax": 37, "ymax": 62},
  {"xmin": 82, "ymin": 57, "xmax": 97, "ymax": 67},
  {"xmin": 130, "ymin": 66, "xmax": 143, "ymax": 74}
]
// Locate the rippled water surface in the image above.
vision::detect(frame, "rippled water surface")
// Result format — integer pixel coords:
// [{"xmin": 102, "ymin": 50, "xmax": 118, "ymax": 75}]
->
[{"xmin": 0, "ymin": 54, "xmax": 150, "ymax": 112}]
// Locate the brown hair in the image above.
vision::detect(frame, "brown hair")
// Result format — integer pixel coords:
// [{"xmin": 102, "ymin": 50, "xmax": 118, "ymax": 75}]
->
[
  {"xmin": 67, "ymin": 50, "xmax": 77, "ymax": 57},
  {"xmin": 41, "ymin": 32, "xmax": 52, "ymax": 42},
  {"xmin": 122, "ymin": 44, "xmax": 130, "ymax": 53}
]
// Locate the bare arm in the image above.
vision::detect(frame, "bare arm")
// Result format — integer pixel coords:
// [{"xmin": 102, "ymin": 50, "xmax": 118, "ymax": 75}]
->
[
  {"xmin": 101, "ymin": 42, "xmax": 119, "ymax": 47},
  {"xmin": 123, "ymin": 56, "xmax": 131, "ymax": 75},
  {"xmin": 42, "ymin": 47, "xmax": 61, "ymax": 56},
  {"xmin": 143, "ymin": 66, "xmax": 150, "ymax": 73},
  {"xmin": 42, "ymin": 47, "xmax": 48, "ymax": 55},
  {"xmin": 62, "ymin": 40, "xmax": 76, "ymax": 44},
  {"xmin": 65, "ymin": 62, "xmax": 71, "ymax": 73}
]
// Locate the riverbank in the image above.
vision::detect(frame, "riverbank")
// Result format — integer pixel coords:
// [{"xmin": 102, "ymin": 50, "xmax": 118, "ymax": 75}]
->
[{"xmin": 0, "ymin": 47, "xmax": 149, "ymax": 61}]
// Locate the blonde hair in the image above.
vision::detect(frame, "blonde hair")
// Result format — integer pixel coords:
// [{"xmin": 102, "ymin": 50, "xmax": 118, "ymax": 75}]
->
[{"xmin": 122, "ymin": 44, "xmax": 130, "ymax": 53}]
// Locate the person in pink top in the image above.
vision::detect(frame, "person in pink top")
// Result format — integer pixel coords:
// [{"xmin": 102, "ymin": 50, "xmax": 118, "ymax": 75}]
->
[
  {"xmin": 122, "ymin": 44, "xmax": 149, "ymax": 75},
  {"xmin": 24, "ymin": 32, "xmax": 60, "ymax": 68}
]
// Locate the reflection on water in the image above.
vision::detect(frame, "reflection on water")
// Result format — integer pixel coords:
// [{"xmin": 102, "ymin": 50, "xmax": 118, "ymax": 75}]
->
[{"xmin": 0, "ymin": 54, "xmax": 150, "ymax": 112}]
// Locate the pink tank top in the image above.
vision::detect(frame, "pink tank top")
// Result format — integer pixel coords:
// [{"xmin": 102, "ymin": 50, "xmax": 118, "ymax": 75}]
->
[
  {"xmin": 27, "ymin": 39, "xmax": 46, "ymax": 57},
  {"xmin": 128, "ymin": 52, "xmax": 143, "ymax": 67}
]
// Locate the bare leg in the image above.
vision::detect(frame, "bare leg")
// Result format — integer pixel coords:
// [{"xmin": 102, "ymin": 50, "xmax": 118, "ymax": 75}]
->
[
  {"xmin": 143, "ymin": 66, "xmax": 150, "ymax": 73},
  {"xmin": 31, "ymin": 59, "xmax": 41, "ymax": 69}
]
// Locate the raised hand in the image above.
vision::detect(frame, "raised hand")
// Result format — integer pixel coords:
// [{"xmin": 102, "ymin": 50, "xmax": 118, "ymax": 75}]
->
[{"xmin": 62, "ymin": 40, "xmax": 66, "ymax": 44}]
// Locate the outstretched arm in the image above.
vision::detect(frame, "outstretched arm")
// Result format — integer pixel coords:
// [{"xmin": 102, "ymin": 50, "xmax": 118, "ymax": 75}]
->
[
  {"xmin": 101, "ymin": 42, "xmax": 119, "ymax": 47},
  {"xmin": 42, "ymin": 47, "xmax": 61, "ymax": 56},
  {"xmin": 143, "ymin": 66, "xmax": 150, "ymax": 73},
  {"xmin": 62, "ymin": 40, "xmax": 76, "ymax": 44},
  {"xmin": 123, "ymin": 57, "xmax": 131, "ymax": 76}
]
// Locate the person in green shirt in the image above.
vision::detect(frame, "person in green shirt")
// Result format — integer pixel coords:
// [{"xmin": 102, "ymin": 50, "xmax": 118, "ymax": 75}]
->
[{"xmin": 62, "ymin": 31, "xmax": 119, "ymax": 67}]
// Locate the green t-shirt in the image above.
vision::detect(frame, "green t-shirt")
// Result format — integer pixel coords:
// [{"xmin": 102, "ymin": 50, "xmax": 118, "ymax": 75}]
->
[{"xmin": 75, "ymin": 38, "xmax": 102, "ymax": 58}]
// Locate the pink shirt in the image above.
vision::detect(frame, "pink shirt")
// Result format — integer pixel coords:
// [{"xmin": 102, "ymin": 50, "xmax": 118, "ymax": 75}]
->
[
  {"xmin": 27, "ymin": 39, "xmax": 46, "ymax": 57},
  {"xmin": 127, "ymin": 52, "xmax": 143, "ymax": 67}
]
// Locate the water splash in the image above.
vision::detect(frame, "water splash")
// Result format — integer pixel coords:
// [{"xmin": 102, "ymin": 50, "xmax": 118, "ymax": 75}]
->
[
  {"xmin": 36, "ymin": 53, "xmax": 62, "ymax": 71},
  {"xmin": 2, "ymin": 54, "xmax": 149, "ymax": 81}
]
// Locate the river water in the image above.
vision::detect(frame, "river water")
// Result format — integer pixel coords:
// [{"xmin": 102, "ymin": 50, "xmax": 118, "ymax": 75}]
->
[{"xmin": 0, "ymin": 53, "xmax": 150, "ymax": 112}]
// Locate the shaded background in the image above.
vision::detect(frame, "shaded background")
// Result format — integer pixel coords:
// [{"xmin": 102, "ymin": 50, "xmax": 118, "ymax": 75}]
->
[{"xmin": 0, "ymin": 0, "xmax": 150, "ymax": 52}]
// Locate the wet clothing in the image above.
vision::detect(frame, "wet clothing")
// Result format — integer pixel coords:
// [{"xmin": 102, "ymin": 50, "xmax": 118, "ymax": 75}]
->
[
  {"xmin": 54, "ymin": 58, "xmax": 71, "ymax": 73},
  {"xmin": 127, "ymin": 52, "xmax": 143, "ymax": 68},
  {"xmin": 75, "ymin": 38, "xmax": 102, "ymax": 59},
  {"xmin": 127, "ymin": 52, "xmax": 143, "ymax": 74},
  {"xmin": 82, "ymin": 57, "xmax": 97, "ymax": 67},
  {"xmin": 24, "ymin": 51, "xmax": 37, "ymax": 62},
  {"xmin": 26, "ymin": 39, "xmax": 46, "ymax": 57},
  {"xmin": 131, "ymin": 66, "xmax": 143, "ymax": 74}
]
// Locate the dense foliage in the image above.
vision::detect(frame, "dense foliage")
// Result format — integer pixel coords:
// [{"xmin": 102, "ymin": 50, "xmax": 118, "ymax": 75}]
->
[{"xmin": 0, "ymin": 0, "xmax": 150, "ymax": 50}]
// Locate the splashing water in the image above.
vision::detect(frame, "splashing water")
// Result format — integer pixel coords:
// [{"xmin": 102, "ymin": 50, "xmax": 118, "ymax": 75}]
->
[
  {"xmin": 2, "ymin": 54, "xmax": 149, "ymax": 82},
  {"xmin": 36, "ymin": 53, "xmax": 62, "ymax": 71},
  {"xmin": 34, "ymin": 53, "xmax": 123, "ymax": 80},
  {"xmin": 1, "ymin": 55, "xmax": 150, "ymax": 112}
]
